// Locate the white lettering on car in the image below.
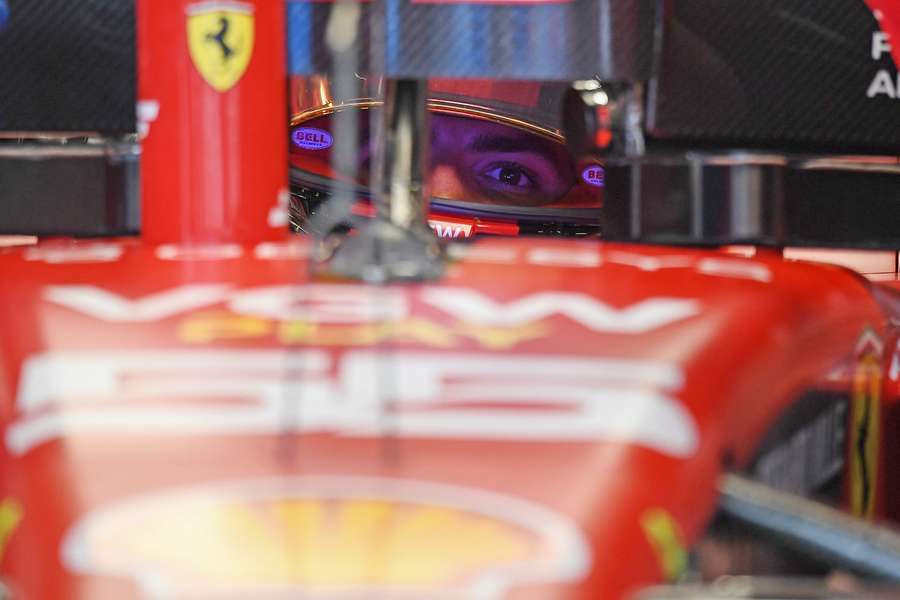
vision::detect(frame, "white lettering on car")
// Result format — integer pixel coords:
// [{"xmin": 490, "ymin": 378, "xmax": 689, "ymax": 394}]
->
[
  {"xmin": 421, "ymin": 288, "xmax": 699, "ymax": 334},
  {"xmin": 43, "ymin": 285, "xmax": 701, "ymax": 333},
  {"xmin": 867, "ymin": 69, "xmax": 899, "ymax": 99},
  {"xmin": 872, "ymin": 30, "xmax": 892, "ymax": 61},
  {"xmin": 228, "ymin": 285, "xmax": 409, "ymax": 323},
  {"xmin": 43, "ymin": 284, "xmax": 233, "ymax": 323},
  {"xmin": 430, "ymin": 223, "xmax": 471, "ymax": 239},
  {"xmin": 7, "ymin": 350, "xmax": 697, "ymax": 458},
  {"xmin": 867, "ymin": 26, "xmax": 899, "ymax": 100}
]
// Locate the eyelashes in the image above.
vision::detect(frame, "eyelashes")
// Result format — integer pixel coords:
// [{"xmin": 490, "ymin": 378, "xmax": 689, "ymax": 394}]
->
[{"xmin": 481, "ymin": 163, "xmax": 538, "ymax": 191}]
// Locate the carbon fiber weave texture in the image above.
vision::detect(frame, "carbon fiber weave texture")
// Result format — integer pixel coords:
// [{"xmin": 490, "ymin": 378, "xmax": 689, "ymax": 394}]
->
[
  {"xmin": 287, "ymin": 0, "xmax": 655, "ymax": 81},
  {"xmin": 0, "ymin": 0, "xmax": 134, "ymax": 132},
  {"xmin": 649, "ymin": 0, "xmax": 900, "ymax": 152}
]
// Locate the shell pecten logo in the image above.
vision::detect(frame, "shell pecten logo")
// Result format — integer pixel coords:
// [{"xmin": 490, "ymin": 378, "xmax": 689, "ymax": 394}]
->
[{"xmin": 63, "ymin": 477, "xmax": 590, "ymax": 598}]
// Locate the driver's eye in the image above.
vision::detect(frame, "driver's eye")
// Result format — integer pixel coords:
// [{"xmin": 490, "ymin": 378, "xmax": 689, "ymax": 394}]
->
[{"xmin": 484, "ymin": 165, "xmax": 534, "ymax": 189}]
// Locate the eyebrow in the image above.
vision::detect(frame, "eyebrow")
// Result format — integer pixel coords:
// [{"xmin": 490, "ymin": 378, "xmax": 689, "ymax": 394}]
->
[{"xmin": 469, "ymin": 134, "xmax": 542, "ymax": 154}]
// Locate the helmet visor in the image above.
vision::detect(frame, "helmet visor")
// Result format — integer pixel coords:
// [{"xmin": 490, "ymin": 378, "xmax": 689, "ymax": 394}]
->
[{"xmin": 289, "ymin": 78, "xmax": 604, "ymax": 232}]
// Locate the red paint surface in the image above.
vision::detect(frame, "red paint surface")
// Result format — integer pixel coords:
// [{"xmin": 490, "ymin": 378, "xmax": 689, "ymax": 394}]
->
[
  {"xmin": 1, "ymin": 237, "xmax": 897, "ymax": 599},
  {"xmin": 138, "ymin": 0, "xmax": 288, "ymax": 244},
  {"xmin": 3, "ymin": 2, "xmax": 900, "ymax": 598}
]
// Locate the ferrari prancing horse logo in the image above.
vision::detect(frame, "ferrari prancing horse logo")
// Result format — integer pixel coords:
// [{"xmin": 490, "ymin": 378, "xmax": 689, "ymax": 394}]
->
[{"xmin": 186, "ymin": 1, "xmax": 255, "ymax": 92}]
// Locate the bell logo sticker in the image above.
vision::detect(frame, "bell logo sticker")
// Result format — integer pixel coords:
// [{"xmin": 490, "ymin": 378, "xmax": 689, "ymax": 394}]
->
[
  {"xmin": 581, "ymin": 165, "xmax": 605, "ymax": 188},
  {"xmin": 292, "ymin": 127, "xmax": 333, "ymax": 151},
  {"xmin": 186, "ymin": 1, "xmax": 255, "ymax": 93}
]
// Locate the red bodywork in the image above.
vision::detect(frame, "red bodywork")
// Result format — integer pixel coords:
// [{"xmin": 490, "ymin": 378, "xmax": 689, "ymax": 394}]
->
[
  {"xmin": 1, "ymin": 1, "xmax": 899, "ymax": 599},
  {"xmin": 1, "ymin": 239, "xmax": 898, "ymax": 599},
  {"xmin": 137, "ymin": 0, "xmax": 287, "ymax": 244}
]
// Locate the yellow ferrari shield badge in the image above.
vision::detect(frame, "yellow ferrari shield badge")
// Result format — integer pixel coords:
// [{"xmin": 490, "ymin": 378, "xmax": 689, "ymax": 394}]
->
[{"xmin": 186, "ymin": 1, "xmax": 255, "ymax": 92}]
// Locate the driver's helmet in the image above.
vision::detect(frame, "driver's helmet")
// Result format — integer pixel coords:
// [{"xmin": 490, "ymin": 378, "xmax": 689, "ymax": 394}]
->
[{"xmin": 288, "ymin": 75, "xmax": 605, "ymax": 239}]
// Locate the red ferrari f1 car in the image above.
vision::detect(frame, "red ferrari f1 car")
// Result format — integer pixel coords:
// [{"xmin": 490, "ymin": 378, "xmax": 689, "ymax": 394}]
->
[{"xmin": 1, "ymin": 0, "xmax": 900, "ymax": 598}]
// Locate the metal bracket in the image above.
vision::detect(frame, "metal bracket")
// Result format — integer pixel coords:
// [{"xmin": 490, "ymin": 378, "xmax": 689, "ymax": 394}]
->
[{"xmin": 321, "ymin": 78, "xmax": 444, "ymax": 282}]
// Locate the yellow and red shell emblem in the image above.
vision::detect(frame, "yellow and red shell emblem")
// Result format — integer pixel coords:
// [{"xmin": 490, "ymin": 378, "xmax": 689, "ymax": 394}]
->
[{"xmin": 63, "ymin": 477, "xmax": 589, "ymax": 598}]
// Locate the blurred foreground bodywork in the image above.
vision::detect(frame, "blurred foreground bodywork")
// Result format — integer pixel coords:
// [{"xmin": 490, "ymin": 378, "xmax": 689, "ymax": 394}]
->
[
  {"xmin": 3, "ymin": 237, "xmax": 898, "ymax": 599},
  {"xmin": 0, "ymin": 1, "xmax": 900, "ymax": 599}
]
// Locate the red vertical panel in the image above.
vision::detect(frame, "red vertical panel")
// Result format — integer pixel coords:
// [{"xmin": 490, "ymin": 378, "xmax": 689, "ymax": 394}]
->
[{"xmin": 138, "ymin": 0, "xmax": 288, "ymax": 244}]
